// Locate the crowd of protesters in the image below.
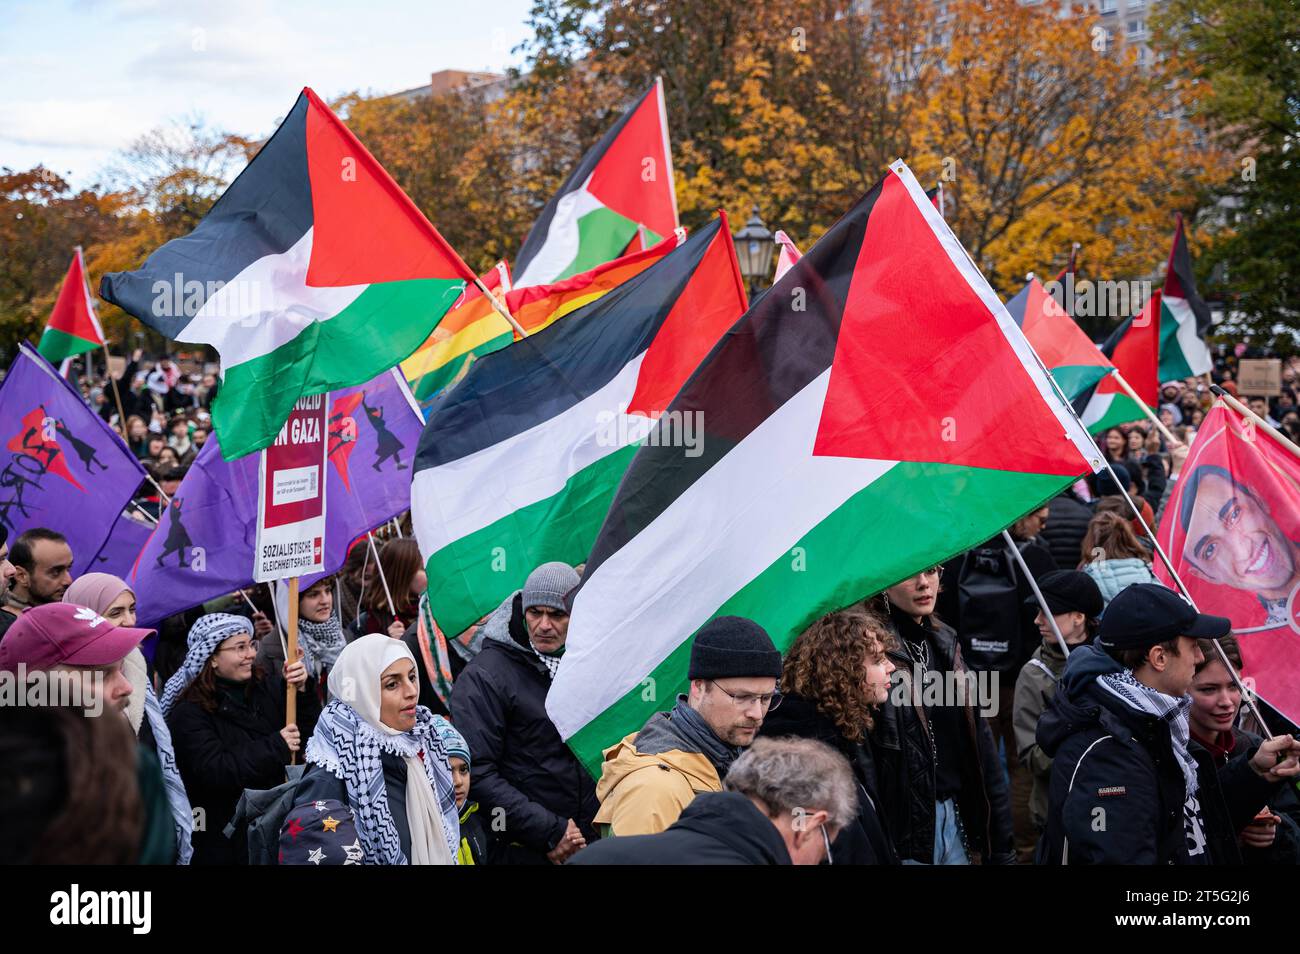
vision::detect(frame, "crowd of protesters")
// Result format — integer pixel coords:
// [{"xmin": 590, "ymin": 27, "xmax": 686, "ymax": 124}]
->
[{"xmin": 1, "ymin": 351, "xmax": 1299, "ymax": 866}]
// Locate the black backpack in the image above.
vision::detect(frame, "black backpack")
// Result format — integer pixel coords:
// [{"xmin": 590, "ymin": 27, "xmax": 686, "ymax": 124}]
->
[
  {"xmin": 954, "ymin": 542, "xmax": 1029, "ymax": 675},
  {"xmin": 224, "ymin": 764, "xmax": 305, "ymax": 865}
]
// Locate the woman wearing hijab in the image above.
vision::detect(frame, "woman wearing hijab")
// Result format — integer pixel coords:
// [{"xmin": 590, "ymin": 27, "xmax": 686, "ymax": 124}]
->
[
  {"xmin": 64, "ymin": 572, "xmax": 194, "ymax": 864},
  {"xmin": 163, "ymin": 613, "xmax": 318, "ymax": 865},
  {"xmin": 287, "ymin": 634, "xmax": 460, "ymax": 864}
]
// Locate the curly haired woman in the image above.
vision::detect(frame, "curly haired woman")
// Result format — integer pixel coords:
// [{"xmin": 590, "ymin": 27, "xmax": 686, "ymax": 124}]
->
[{"xmin": 758, "ymin": 609, "xmax": 899, "ymax": 864}]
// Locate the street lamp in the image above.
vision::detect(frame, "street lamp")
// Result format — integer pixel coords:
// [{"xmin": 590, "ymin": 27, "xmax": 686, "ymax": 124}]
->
[{"xmin": 732, "ymin": 205, "xmax": 775, "ymax": 293}]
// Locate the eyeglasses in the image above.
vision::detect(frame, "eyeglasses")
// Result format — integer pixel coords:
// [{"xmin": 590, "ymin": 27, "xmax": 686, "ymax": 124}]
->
[
  {"xmin": 708, "ymin": 680, "xmax": 783, "ymax": 712},
  {"xmin": 821, "ymin": 824, "xmax": 834, "ymax": 866},
  {"xmin": 217, "ymin": 639, "xmax": 259, "ymax": 656}
]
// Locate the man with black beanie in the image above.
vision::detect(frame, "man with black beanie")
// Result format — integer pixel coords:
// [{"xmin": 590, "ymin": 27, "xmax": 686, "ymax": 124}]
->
[
  {"xmin": 1036, "ymin": 583, "xmax": 1300, "ymax": 864},
  {"xmin": 593, "ymin": 615, "xmax": 783, "ymax": 837}
]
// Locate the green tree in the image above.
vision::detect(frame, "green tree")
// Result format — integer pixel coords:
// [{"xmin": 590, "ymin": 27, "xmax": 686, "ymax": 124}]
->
[{"xmin": 1155, "ymin": 0, "xmax": 1300, "ymax": 345}]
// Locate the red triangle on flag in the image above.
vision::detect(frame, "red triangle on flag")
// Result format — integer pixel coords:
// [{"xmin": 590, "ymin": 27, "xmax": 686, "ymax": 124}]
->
[
  {"xmin": 586, "ymin": 79, "xmax": 678, "ymax": 242},
  {"xmin": 1109, "ymin": 290, "xmax": 1161, "ymax": 406},
  {"xmin": 302, "ymin": 88, "xmax": 477, "ymax": 288},
  {"xmin": 813, "ymin": 170, "xmax": 1088, "ymax": 478}
]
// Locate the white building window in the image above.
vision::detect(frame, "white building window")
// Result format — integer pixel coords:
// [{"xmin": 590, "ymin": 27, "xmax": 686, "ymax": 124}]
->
[
  {"xmin": 1128, "ymin": 18, "xmax": 1145, "ymax": 35},
  {"xmin": 1100, "ymin": 0, "xmax": 1116, "ymax": 13}
]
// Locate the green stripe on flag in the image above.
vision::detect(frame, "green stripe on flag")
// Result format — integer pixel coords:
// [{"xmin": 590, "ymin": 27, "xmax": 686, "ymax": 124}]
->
[
  {"xmin": 565, "ymin": 460, "xmax": 1072, "ymax": 773},
  {"xmin": 554, "ymin": 207, "xmax": 642, "ymax": 282},
  {"xmin": 424, "ymin": 443, "xmax": 640, "ymax": 637},
  {"xmin": 1158, "ymin": 300, "xmax": 1196, "ymax": 381},
  {"xmin": 37, "ymin": 326, "xmax": 99, "ymax": 364},
  {"xmin": 1051, "ymin": 364, "xmax": 1109, "ymax": 402},
  {"xmin": 1084, "ymin": 392, "xmax": 1147, "ymax": 435},
  {"xmin": 215, "ymin": 277, "xmax": 463, "ymax": 459}
]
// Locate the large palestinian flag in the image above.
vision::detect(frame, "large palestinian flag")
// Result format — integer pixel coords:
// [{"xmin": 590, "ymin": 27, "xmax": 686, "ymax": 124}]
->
[
  {"xmin": 513, "ymin": 78, "xmax": 678, "ymax": 288},
  {"xmin": 1076, "ymin": 292, "xmax": 1161, "ymax": 434},
  {"xmin": 100, "ymin": 88, "xmax": 477, "ymax": 460},
  {"xmin": 546, "ymin": 161, "xmax": 1100, "ymax": 773},
  {"xmin": 1158, "ymin": 213, "xmax": 1214, "ymax": 380},
  {"xmin": 38, "ymin": 247, "xmax": 105, "ymax": 367},
  {"xmin": 412, "ymin": 215, "xmax": 746, "ymax": 639},
  {"xmin": 1005, "ymin": 276, "xmax": 1112, "ymax": 401}
]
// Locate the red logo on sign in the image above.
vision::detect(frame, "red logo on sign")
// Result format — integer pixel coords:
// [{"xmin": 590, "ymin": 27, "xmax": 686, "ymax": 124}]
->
[{"xmin": 313, "ymin": 537, "xmax": 323, "ymax": 561}]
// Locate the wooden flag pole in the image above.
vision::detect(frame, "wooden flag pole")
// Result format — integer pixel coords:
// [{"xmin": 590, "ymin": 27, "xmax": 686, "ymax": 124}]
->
[
  {"xmin": 474, "ymin": 276, "xmax": 526, "ymax": 338},
  {"xmin": 1110, "ymin": 370, "xmax": 1182, "ymax": 447},
  {"xmin": 285, "ymin": 576, "xmax": 300, "ymax": 765},
  {"xmin": 1211, "ymin": 385, "xmax": 1300, "ymax": 463},
  {"xmin": 102, "ymin": 341, "xmax": 129, "ymax": 431}
]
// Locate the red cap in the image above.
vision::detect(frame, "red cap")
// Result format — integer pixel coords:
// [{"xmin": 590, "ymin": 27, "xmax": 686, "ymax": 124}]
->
[{"xmin": 0, "ymin": 603, "xmax": 154, "ymax": 672}]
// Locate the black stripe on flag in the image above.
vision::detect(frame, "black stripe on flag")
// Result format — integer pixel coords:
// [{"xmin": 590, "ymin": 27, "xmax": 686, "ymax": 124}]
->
[
  {"xmin": 100, "ymin": 93, "xmax": 315, "ymax": 339},
  {"xmin": 414, "ymin": 218, "xmax": 723, "ymax": 470}
]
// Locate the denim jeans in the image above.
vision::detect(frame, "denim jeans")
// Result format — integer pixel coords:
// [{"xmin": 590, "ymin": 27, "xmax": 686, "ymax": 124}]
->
[{"xmin": 900, "ymin": 799, "xmax": 971, "ymax": 865}]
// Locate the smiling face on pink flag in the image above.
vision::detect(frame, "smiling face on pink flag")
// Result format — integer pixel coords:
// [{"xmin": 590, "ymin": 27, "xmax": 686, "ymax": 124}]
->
[{"xmin": 1157, "ymin": 402, "xmax": 1300, "ymax": 726}]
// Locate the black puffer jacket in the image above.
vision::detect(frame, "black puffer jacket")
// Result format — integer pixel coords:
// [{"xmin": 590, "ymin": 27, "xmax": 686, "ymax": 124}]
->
[
  {"xmin": 871, "ymin": 608, "xmax": 1014, "ymax": 864},
  {"xmin": 1041, "ymin": 492, "xmax": 1094, "ymax": 569},
  {"xmin": 760, "ymin": 692, "xmax": 898, "ymax": 864},
  {"xmin": 449, "ymin": 598, "xmax": 598, "ymax": 864},
  {"xmin": 1189, "ymin": 728, "xmax": 1300, "ymax": 866},
  {"xmin": 567, "ymin": 791, "xmax": 790, "ymax": 865},
  {"xmin": 1036, "ymin": 645, "xmax": 1273, "ymax": 865},
  {"xmin": 167, "ymin": 672, "xmax": 320, "ymax": 865}
]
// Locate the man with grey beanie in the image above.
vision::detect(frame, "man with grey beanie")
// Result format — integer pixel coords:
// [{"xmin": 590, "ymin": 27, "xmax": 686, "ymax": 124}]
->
[
  {"xmin": 593, "ymin": 615, "xmax": 784, "ymax": 837},
  {"xmin": 450, "ymin": 561, "xmax": 599, "ymax": 864}
]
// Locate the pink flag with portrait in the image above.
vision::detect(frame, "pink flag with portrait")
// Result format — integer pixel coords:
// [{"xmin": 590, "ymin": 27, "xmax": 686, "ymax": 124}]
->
[{"xmin": 1156, "ymin": 401, "xmax": 1300, "ymax": 726}]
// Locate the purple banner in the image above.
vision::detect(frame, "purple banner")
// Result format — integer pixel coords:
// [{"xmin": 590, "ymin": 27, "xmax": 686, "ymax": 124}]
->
[
  {"xmin": 0, "ymin": 344, "xmax": 147, "ymax": 576},
  {"xmin": 131, "ymin": 369, "xmax": 422, "ymax": 624},
  {"xmin": 88, "ymin": 510, "xmax": 156, "ymax": 580}
]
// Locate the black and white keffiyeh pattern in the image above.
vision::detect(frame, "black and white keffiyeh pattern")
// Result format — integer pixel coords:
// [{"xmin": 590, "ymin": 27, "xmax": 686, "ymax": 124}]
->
[
  {"xmin": 304, "ymin": 700, "xmax": 459, "ymax": 865},
  {"xmin": 297, "ymin": 613, "xmax": 346, "ymax": 680},
  {"xmin": 159, "ymin": 613, "xmax": 252, "ymax": 714},
  {"xmin": 1097, "ymin": 669, "xmax": 1199, "ymax": 798}
]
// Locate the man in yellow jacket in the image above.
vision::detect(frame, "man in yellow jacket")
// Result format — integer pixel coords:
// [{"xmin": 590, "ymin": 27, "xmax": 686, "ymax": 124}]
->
[{"xmin": 593, "ymin": 616, "xmax": 783, "ymax": 836}]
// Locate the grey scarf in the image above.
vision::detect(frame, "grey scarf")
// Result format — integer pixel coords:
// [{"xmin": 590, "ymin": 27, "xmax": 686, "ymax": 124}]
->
[{"xmin": 668, "ymin": 696, "xmax": 742, "ymax": 776}]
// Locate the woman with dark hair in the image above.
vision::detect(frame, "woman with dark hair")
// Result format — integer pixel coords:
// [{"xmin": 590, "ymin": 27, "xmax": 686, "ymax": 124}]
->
[
  {"xmin": 1079, "ymin": 510, "xmax": 1159, "ymax": 605},
  {"xmin": 349, "ymin": 538, "xmax": 426, "ymax": 640},
  {"xmin": 1011, "ymin": 570, "xmax": 1104, "ymax": 851},
  {"xmin": 163, "ymin": 614, "xmax": 319, "ymax": 864},
  {"xmin": 759, "ymin": 610, "xmax": 899, "ymax": 864}
]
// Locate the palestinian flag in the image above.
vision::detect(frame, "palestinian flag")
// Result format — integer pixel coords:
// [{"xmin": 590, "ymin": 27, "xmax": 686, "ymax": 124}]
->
[
  {"xmin": 1159, "ymin": 213, "xmax": 1214, "ymax": 380},
  {"xmin": 1077, "ymin": 292, "xmax": 1161, "ymax": 434},
  {"xmin": 513, "ymin": 78, "xmax": 678, "ymax": 288},
  {"xmin": 100, "ymin": 87, "xmax": 477, "ymax": 460},
  {"xmin": 402, "ymin": 261, "xmax": 512, "ymax": 410},
  {"xmin": 38, "ymin": 247, "xmax": 105, "ymax": 366},
  {"xmin": 1005, "ymin": 276, "xmax": 1112, "ymax": 401},
  {"xmin": 412, "ymin": 215, "xmax": 747, "ymax": 639},
  {"xmin": 545, "ymin": 161, "xmax": 1100, "ymax": 772}
]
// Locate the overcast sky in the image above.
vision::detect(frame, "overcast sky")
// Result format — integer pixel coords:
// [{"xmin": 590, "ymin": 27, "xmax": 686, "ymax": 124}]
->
[{"xmin": 1, "ymin": 0, "xmax": 535, "ymax": 188}]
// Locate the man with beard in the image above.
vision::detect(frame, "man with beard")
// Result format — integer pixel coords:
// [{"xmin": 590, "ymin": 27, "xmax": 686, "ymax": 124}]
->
[
  {"xmin": 1180, "ymin": 465, "xmax": 1300, "ymax": 630},
  {"xmin": 592, "ymin": 616, "xmax": 784, "ymax": 836},
  {"xmin": 4, "ymin": 529, "xmax": 74, "ymax": 627}
]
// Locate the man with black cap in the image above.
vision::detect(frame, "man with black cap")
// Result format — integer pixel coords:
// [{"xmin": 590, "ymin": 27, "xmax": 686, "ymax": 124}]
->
[
  {"xmin": 1011, "ymin": 570, "xmax": 1103, "ymax": 851},
  {"xmin": 1036, "ymin": 582, "xmax": 1300, "ymax": 864},
  {"xmin": 592, "ymin": 615, "xmax": 783, "ymax": 836},
  {"xmin": 451, "ymin": 561, "xmax": 600, "ymax": 864}
]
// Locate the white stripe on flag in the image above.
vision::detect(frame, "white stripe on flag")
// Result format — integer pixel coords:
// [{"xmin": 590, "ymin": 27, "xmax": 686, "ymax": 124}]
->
[
  {"xmin": 179, "ymin": 228, "xmax": 368, "ymax": 372},
  {"xmin": 1165, "ymin": 296, "xmax": 1213, "ymax": 376},
  {"xmin": 547, "ymin": 369, "xmax": 897, "ymax": 740},
  {"xmin": 514, "ymin": 184, "xmax": 605, "ymax": 288},
  {"xmin": 412, "ymin": 352, "xmax": 652, "ymax": 559}
]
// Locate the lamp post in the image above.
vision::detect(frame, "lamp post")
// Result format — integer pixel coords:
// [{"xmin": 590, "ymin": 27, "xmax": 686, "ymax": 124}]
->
[{"xmin": 732, "ymin": 205, "xmax": 775, "ymax": 295}]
